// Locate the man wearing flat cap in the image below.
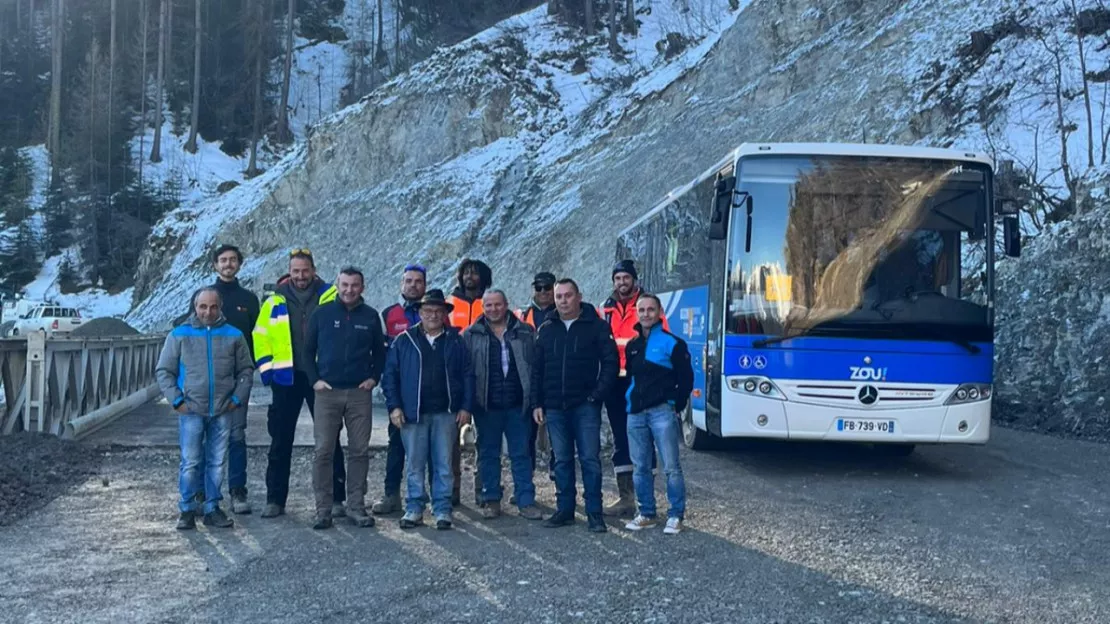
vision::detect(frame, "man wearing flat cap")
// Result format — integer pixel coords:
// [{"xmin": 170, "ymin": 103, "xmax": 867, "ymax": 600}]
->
[{"xmin": 381, "ymin": 289, "xmax": 475, "ymax": 530}]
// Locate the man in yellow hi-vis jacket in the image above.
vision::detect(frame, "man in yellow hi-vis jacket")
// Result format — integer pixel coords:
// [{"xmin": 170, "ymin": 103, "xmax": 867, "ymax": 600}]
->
[{"xmin": 253, "ymin": 249, "xmax": 343, "ymax": 519}]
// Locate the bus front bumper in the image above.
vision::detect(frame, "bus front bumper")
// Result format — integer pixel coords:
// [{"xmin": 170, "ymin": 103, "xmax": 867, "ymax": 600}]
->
[{"xmin": 718, "ymin": 394, "xmax": 991, "ymax": 444}]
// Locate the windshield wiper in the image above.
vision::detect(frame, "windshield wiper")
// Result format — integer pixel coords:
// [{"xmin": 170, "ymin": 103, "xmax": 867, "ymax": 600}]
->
[
  {"xmin": 901, "ymin": 323, "xmax": 982, "ymax": 354},
  {"xmin": 751, "ymin": 326, "xmax": 852, "ymax": 348},
  {"xmin": 751, "ymin": 323, "xmax": 983, "ymax": 354}
]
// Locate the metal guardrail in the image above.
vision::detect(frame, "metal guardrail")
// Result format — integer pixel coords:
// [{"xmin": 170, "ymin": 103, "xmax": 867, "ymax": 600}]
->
[{"xmin": 0, "ymin": 332, "xmax": 166, "ymax": 439}]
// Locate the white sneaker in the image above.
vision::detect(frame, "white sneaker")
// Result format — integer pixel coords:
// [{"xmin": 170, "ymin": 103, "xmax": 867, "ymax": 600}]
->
[
  {"xmin": 624, "ymin": 514, "xmax": 658, "ymax": 531},
  {"xmin": 663, "ymin": 517, "xmax": 683, "ymax": 534}
]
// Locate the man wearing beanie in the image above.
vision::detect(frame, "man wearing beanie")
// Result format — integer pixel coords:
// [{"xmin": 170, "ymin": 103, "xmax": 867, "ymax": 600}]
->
[{"xmin": 600, "ymin": 259, "xmax": 668, "ymax": 517}]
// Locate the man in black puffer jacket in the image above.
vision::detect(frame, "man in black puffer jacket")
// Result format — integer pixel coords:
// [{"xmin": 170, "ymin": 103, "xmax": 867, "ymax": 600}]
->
[
  {"xmin": 531, "ymin": 278, "xmax": 618, "ymax": 534},
  {"xmin": 305, "ymin": 267, "xmax": 387, "ymax": 530}
]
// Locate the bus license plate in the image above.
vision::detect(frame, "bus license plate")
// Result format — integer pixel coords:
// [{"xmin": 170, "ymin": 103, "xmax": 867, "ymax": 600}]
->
[{"xmin": 836, "ymin": 419, "xmax": 895, "ymax": 434}]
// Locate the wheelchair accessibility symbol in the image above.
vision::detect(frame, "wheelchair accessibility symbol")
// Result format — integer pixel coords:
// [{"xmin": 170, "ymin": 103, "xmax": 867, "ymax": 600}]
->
[{"xmin": 753, "ymin": 355, "xmax": 767, "ymax": 370}]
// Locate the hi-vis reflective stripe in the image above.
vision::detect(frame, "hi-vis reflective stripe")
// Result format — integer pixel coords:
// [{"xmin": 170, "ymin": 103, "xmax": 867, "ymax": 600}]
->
[{"xmin": 261, "ymin": 359, "xmax": 291, "ymax": 372}]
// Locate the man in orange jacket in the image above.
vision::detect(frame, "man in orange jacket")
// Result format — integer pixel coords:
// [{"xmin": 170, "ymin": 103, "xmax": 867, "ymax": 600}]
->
[
  {"xmin": 446, "ymin": 258, "xmax": 492, "ymax": 503},
  {"xmin": 600, "ymin": 260, "xmax": 668, "ymax": 516},
  {"xmin": 448, "ymin": 258, "xmax": 492, "ymax": 330}
]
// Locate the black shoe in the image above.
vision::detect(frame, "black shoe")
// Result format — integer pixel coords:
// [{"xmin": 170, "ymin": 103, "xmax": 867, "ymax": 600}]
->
[
  {"xmin": 313, "ymin": 516, "xmax": 334, "ymax": 530},
  {"xmin": 203, "ymin": 508, "xmax": 234, "ymax": 528},
  {"xmin": 542, "ymin": 510, "xmax": 575, "ymax": 528},
  {"xmin": 176, "ymin": 511, "xmax": 196, "ymax": 530},
  {"xmin": 587, "ymin": 512, "xmax": 608, "ymax": 533},
  {"xmin": 436, "ymin": 516, "xmax": 453, "ymax": 530},
  {"xmin": 261, "ymin": 504, "xmax": 284, "ymax": 518}
]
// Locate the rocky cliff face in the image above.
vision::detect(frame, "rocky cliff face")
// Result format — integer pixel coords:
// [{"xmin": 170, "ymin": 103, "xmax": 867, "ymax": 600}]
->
[
  {"xmin": 995, "ymin": 197, "xmax": 1110, "ymax": 439},
  {"xmin": 127, "ymin": 0, "xmax": 1109, "ymax": 435}
]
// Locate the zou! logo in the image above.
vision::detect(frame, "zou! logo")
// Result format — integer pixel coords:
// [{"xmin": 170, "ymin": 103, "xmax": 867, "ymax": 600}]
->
[{"xmin": 849, "ymin": 366, "xmax": 888, "ymax": 381}]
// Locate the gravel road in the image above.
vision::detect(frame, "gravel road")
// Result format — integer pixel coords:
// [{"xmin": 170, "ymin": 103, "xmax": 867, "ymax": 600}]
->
[{"xmin": 0, "ymin": 426, "xmax": 1108, "ymax": 623}]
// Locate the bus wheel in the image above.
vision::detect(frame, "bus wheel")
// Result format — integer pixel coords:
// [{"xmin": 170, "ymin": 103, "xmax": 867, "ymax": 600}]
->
[
  {"xmin": 874, "ymin": 443, "xmax": 915, "ymax": 457},
  {"xmin": 681, "ymin": 405, "xmax": 715, "ymax": 451}
]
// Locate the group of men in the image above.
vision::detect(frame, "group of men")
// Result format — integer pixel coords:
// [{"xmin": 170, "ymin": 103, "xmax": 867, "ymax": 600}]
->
[{"xmin": 156, "ymin": 245, "xmax": 692, "ymax": 535}]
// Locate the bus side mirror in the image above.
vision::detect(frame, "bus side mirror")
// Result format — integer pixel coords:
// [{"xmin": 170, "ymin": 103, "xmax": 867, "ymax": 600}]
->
[
  {"xmin": 1002, "ymin": 215, "xmax": 1021, "ymax": 257},
  {"xmin": 709, "ymin": 176, "xmax": 737, "ymax": 240}
]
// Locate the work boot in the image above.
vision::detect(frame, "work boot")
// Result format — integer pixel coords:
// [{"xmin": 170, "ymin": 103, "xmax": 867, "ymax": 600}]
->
[
  {"xmin": 518, "ymin": 505, "xmax": 543, "ymax": 520},
  {"xmin": 348, "ymin": 508, "xmax": 376, "ymax": 528},
  {"xmin": 261, "ymin": 504, "xmax": 284, "ymax": 518},
  {"xmin": 604, "ymin": 473, "xmax": 636, "ymax": 517},
  {"xmin": 542, "ymin": 509, "xmax": 575, "ymax": 528},
  {"xmin": 176, "ymin": 511, "xmax": 196, "ymax": 531},
  {"xmin": 371, "ymin": 494, "xmax": 401, "ymax": 515},
  {"xmin": 313, "ymin": 516, "xmax": 333, "ymax": 530},
  {"xmin": 331, "ymin": 503, "xmax": 347, "ymax": 518},
  {"xmin": 230, "ymin": 488, "xmax": 251, "ymax": 515},
  {"xmin": 587, "ymin": 512, "xmax": 608, "ymax": 533},
  {"xmin": 480, "ymin": 501, "xmax": 501, "ymax": 519},
  {"xmin": 203, "ymin": 508, "xmax": 234, "ymax": 528}
]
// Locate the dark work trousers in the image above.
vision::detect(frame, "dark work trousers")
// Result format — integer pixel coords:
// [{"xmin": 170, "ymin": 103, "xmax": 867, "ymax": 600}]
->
[
  {"xmin": 266, "ymin": 371, "xmax": 346, "ymax": 507},
  {"xmin": 604, "ymin": 375, "xmax": 655, "ymax": 477}
]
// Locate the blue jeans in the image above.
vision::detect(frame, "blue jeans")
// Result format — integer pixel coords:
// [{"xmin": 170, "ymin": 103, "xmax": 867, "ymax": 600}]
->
[
  {"xmin": 179, "ymin": 413, "xmax": 231, "ymax": 515},
  {"xmin": 199, "ymin": 405, "xmax": 247, "ymax": 492},
  {"xmin": 475, "ymin": 407, "xmax": 535, "ymax": 508},
  {"xmin": 547, "ymin": 402, "xmax": 603, "ymax": 515},
  {"xmin": 628, "ymin": 403, "xmax": 686, "ymax": 519},
  {"xmin": 400, "ymin": 412, "xmax": 456, "ymax": 517}
]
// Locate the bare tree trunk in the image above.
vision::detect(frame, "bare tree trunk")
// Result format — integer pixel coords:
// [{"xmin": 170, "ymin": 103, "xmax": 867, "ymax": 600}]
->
[
  {"xmin": 1043, "ymin": 36, "xmax": 1074, "ymax": 199},
  {"xmin": 549, "ymin": 0, "xmax": 559, "ymax": 16},
  {"xmin": 585, "ymin": 0, "xmax": 594, "ymax": 35},
  {"xmin": 246, "ymin": 0, "xmax": 263, "ymax": 177},
  {"xmin": 138, "ymin": 0, "xmax": 148, "ymax": 187},
  {"xmin": 108, "ymin": 0, "xmax": 116, "ymax": 203},
  {"xmin": 184, "ymin": 0, "xmax": 201, "ymax": 152},
  {"xmin": 88, "ymin": 41, "xmax": 100, "ymax": 286},
  {"xmin": 150, "ymin": 0, "xmax": 166, "ymax": 163},
  {"xmin": 624, "ymin": 0, "xmax": 636, "ymax": 35},
  {"xmin": 278, "ymin": 0, "xmax": 294, "ymax": 143},
  {"xmin": 1069, "ymin": 0, "xmax": 1095, "ymax": 169},
  {"xmin": 393, "ymin": 0, "xmax": 400, "ymax": 71},
  {"xmin": 48, "ymin": 0, "xmax": 63, "ymax": 166},
  {"xmin": 376, "ymin": 0, "xmax": 384, "ymax": 71},
  {"xmin": 608, "ymin": 0, "xmax": 618, "ymax": 53}
]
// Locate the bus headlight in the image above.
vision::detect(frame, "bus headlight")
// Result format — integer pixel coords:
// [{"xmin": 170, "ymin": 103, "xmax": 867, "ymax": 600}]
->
[
  {"xmin": 946, "ymin": 383, "xmax": 992, "ymax": 405},
  {"xmin": 727, "ymin": 376, "xmax": 784, "ymax": 400}
]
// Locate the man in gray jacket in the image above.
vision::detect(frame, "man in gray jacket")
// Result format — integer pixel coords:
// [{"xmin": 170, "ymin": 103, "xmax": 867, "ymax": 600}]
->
[
  {"xmin": 157, "ymin": 288, "xmax": 254, "ymax": 530},
  {"xmin": 461, "ymin": 289, "xmax": 541, "ymax": 520}
]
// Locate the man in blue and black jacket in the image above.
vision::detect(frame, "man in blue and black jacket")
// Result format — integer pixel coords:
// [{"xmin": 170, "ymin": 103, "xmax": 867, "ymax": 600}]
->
[
  {"xmin": 305, "ymin": 267, "xmax": 387, "ymax": 530},
  {"xmin": 382, "ymin": 289, "xmax": 475, "ymax": 531},
  {"xmin": 622, "ymin": 293, "xmax": 693, "ymax": 535}
]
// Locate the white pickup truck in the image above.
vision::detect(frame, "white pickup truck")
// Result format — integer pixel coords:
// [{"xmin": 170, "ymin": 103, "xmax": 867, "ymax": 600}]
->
[{"xmin": 9, "ymin": 305, "xmax": 83, "ymax": 337}]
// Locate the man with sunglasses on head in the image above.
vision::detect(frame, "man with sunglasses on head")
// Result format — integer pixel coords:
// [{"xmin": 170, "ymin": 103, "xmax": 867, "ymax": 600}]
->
[
  {"xmin": 371, "ymin": 263, "xmax": 428, "ymax": 516},
  {"xmin": 254, "ymin": 248, "xmax": 346, "ymax": 519},
  {"xmin": 515, "ymin": 272, "xmax": 559, "ymax": 493}
]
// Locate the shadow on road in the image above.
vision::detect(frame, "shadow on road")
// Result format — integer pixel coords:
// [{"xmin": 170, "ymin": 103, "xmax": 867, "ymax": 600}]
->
[{"xmin": 700, "ymin": 438, "xmax": 980, "ymax": 481}]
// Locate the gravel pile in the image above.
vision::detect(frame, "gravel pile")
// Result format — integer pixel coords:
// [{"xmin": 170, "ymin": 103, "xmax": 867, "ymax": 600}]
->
[
  {"xmin": 0, "ymin": 432, "xmax": 102, "ymax": 526},
  {"xmin": 71, "ymin": 318, "xmax": 141, "ymax": 338}
]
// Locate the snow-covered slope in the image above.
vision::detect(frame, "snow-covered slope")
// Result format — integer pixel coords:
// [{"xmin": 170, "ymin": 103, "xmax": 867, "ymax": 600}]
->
[{"xmin": 129, "ymin": 0, "xmax": 1110, "ymax": 360}]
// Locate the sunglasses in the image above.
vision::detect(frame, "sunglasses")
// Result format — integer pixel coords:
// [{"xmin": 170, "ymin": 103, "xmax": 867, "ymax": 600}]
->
[
  {"xmin": 289, "ymin": 247, "xmax": 312, "ymax": 257},
  {"xmin": 534, "ymin": 284, "xmax": 553, "ymax": 292}
]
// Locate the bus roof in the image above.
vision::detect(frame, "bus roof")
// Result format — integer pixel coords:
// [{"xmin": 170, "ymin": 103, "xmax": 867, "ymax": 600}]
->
[{"xmin": 619, "ymin": 142, "xmax": 993, "ymax": 238}]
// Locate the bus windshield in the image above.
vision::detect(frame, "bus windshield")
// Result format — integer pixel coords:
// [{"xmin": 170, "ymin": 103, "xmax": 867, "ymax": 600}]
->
[{"xmin": 727, "ymin": 155, "xmax": 992, "ymax": 342}]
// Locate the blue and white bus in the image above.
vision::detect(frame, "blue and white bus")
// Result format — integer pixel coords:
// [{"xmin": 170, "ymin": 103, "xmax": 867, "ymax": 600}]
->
[{"xmin": 617, "ymin": 143, "xmax": 1022, "ymax": 455}]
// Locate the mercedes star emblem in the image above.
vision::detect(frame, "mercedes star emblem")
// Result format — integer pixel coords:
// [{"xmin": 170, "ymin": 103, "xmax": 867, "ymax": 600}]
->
[{"xmin": 858, "ymin": 385, "xmax": 878, "ymax": 405}]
